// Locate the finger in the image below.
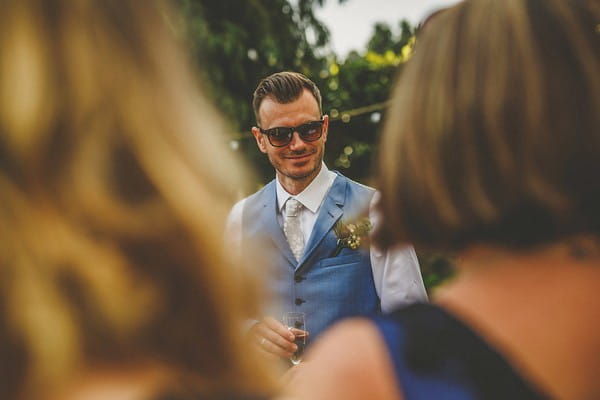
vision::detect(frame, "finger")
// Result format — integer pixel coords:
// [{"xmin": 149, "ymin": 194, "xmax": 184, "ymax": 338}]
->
[
  {"xmin": 288, "ymin": 327, "xmax": 309, "ymax": 338},
  {"xmin": 251, "ymin": 317, "xmax": 294, "ymax": 342},
  {"xmin": 256, "ymin": 327, "xmax": 296, "ymax": 356},
  {"xmin": 260, "ymin": 336, "xmax": 295, "ymax": 358},
  {"xmin": 263, "ymin": 316, "xmax": 295, "ymax": 341},
  {"xmin": 254, "ymin": 319, "xmax": 296, "ymax": 356},
  {"xmin": 256, "ymin": 318, "xmax": 296, "ymax": 351}
]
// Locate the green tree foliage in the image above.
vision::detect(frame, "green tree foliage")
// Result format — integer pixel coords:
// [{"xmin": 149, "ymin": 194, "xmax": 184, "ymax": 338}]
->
[
  {"xmin": 322, "ymin": 20, "xmax": 415, "ymax": 183},
  {"xmin": 366, "ymin": 23, "xmax": 394, "ymax": 54}
]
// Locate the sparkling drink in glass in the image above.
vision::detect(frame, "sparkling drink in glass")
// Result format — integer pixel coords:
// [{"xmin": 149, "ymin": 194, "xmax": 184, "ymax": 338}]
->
[{"xmin": 283, "ymin": 312, "xmax": 307, "ymax": 365}]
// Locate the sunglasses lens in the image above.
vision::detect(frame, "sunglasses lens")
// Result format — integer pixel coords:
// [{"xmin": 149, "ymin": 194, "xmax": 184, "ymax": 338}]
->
[
  {"xmin": 297, "ymin": 122, "xmax": 323, "ymax": 142},
  {"xmin": 268, "ymin": 128, "xmax": 292, "ymax": 147},
  {"xmin": 264, "ymin": 121, "xmax": 323, "ymax": 147}
]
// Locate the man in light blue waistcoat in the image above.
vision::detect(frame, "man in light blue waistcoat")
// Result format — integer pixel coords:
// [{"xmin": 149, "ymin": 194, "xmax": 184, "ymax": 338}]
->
[{"xmin": 227, "ymin": 72, "xmax": 427, "ymax": 361}]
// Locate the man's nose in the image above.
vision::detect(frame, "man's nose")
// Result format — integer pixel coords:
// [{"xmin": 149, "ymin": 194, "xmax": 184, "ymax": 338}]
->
[{"xmin": 288, "ymin": 131, "xmax": 307, "ymax": 150}]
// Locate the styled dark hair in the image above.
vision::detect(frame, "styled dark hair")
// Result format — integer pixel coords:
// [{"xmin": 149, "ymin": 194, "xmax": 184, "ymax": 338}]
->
[
  {"xmin": 252, "ymin": 71, "xmax": 322, "ymax": 125},
  {"xmin": 376, "ymin": 0, "xmax": 600, "ymax": 252}
]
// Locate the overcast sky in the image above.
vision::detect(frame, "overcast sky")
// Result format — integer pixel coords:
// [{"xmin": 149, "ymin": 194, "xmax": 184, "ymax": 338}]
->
[{"xmin": 315, "ymin": 0, "xmax": 461, "ymax": 57}]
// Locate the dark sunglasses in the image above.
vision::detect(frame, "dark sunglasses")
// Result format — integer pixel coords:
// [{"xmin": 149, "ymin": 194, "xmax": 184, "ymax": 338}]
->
[{"xmin": 259, "ymin": 119, "xmax": 324, "ymax": 147}]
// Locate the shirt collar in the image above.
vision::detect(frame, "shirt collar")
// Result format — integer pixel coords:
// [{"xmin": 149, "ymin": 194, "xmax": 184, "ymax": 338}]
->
[{"xmin": 276, "ymin": 163, "xmax": 337, "ymax": 213}]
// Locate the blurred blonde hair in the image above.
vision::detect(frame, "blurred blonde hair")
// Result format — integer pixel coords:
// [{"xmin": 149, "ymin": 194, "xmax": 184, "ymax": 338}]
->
[
  {"xmin": 376, "ymin": 0, "xmax": 600, "ymax": 252},
  {"xmin": 0, "ymin": 0, "xmax": 273, "ymax": 398}
]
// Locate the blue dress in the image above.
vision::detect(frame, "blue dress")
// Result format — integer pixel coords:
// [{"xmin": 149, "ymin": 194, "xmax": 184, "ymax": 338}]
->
[{"xmin": 373, "ymin": 303, "xmax": 551, "ymax": 400}]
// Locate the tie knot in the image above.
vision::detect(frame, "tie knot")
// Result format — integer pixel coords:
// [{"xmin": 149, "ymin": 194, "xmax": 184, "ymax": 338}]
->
[{"xmin": 285, "ymin": 198, "xmax": 302, "ymax": 217}]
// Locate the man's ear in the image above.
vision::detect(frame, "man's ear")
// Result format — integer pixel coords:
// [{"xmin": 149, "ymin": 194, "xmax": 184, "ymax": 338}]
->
[
  {"xmin": 322, "ymin": 115, "xmax": 329, "ymax": 143},
  {"xmin": 252, "ymin": 127, "xmax": 268, "ymax": 154}
]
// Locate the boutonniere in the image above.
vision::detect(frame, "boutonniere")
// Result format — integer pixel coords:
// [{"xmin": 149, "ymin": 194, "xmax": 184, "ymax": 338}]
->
[{"xmin": 331, "ymin": 218, "xmax": 373, "ymax": 257}]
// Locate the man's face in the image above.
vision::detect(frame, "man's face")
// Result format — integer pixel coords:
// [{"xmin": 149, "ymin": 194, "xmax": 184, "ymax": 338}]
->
[{"xmin": 252, "ymin": 89, "xmax": 328, "ymax": 189}]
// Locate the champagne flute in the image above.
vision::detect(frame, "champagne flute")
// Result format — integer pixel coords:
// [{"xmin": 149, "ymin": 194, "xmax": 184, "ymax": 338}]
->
[{"xmin": 283, "ymin": 312, "xmax": 307, "ymax": 365}]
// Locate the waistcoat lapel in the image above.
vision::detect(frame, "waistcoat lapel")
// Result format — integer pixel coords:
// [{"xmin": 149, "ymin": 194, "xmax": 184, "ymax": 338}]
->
[
  {"xmin": 257, "ymin": 182, "xmax": 297, "ymax": 267},
  {"xmin": 297, "ymin": 175, "xmax": 346, "ymax": 268},
  {"xmin": 244, "ymin": 181, "xmax": 296, "ymax": 267}
]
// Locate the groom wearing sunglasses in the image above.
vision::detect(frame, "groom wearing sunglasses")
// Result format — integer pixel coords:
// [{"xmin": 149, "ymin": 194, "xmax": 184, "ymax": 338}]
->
[{"xmin": 227, "ymin": 71, "xmax": 427, "ymax": 362}]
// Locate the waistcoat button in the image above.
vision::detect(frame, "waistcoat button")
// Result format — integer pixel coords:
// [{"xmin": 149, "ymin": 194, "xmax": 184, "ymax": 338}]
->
[{"xmin": 295, "ymin": 298, "xmax": 305, "ymax": 305}]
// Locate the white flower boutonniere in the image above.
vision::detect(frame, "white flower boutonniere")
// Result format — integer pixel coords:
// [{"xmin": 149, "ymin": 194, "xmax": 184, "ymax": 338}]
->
[{"xmin": 331, "ymin": 218, "xmax": 372, "ymax": 257}]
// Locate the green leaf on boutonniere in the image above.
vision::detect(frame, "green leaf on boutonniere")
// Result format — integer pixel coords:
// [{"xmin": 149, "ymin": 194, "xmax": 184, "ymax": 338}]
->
[{"xmin": 331, "ymin": 218, "xmax": 373, "ymax": 257}]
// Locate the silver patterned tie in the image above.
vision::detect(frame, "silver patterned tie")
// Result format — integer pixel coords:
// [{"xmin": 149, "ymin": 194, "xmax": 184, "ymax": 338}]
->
[{"xmin": 283, "ymin": 198, "xmax": 305, "ymax": 261}]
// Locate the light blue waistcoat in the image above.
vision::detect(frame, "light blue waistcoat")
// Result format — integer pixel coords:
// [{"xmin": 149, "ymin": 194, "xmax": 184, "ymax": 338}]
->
[{"xmin": 241, "ymin": 172, "xmax": 380, "ymax": 344}]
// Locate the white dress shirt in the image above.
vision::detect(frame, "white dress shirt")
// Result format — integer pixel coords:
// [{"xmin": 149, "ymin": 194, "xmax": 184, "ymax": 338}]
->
[{"xmin": 227, "ymin": 163, "xmax": 428, "ymax": 313}]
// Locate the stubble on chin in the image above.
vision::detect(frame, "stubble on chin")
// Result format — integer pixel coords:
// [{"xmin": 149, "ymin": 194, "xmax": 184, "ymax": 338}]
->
[
  {"xmin": 272, "ymin": 153, "xmax": 323, "ymax": 182},
  {"xmin": 292, "ymin": 158, "xmax": 323, "ymax": 182}
]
